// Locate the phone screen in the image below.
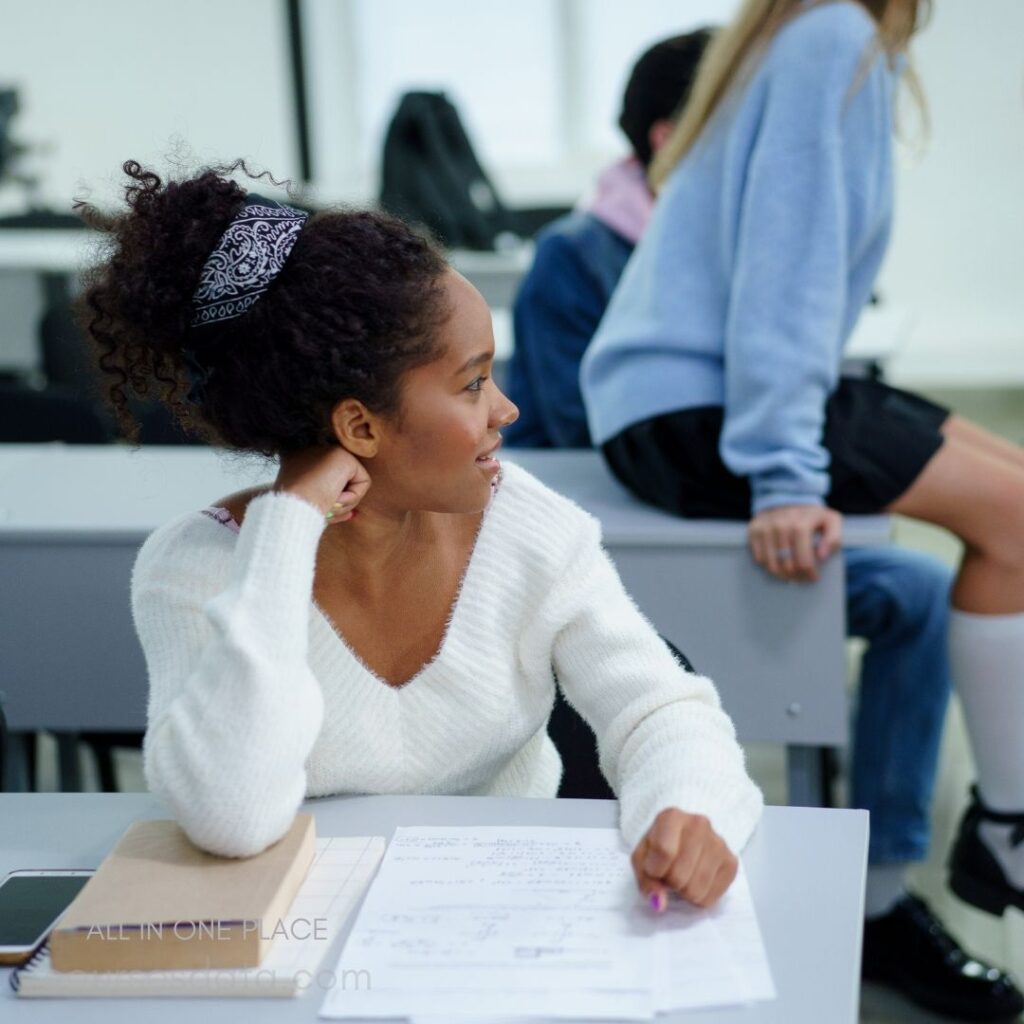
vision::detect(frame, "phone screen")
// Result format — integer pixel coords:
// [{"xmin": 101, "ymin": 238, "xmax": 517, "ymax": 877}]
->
[{"xmin": 0, "ymin": 874, "xmax": 91, "ymax": 948}]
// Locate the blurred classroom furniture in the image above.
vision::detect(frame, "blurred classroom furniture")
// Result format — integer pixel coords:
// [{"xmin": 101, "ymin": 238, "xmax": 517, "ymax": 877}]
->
[
  {"xmin": 0, "ymin": 792, "xmax": 869, "ymax": 1023},
  {"xmin": 0, "ymin": 226, "xmax": 909, "ymax": 375},
  {"xmin": 0, "ymin": 215, "xmax": 895, "ymax": 805},
  {"xmin": 0, "ymin": 444, "xmax": 889, "ymax": 804}
]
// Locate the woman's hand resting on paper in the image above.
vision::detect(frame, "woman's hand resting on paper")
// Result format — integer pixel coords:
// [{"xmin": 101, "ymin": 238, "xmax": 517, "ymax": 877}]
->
[
  {"xmin": 747, "ymin": 503, "xmax": 843, "ymax": 583},
  {"xmin": 275, "ymin": 446, "xmax": 371, "ymax": 526},
  {"xmin": 632, "ymin": 809, "xmax": 738, "ymax": 910}
]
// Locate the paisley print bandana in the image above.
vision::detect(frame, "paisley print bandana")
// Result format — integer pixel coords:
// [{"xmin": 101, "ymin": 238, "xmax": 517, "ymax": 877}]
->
[{"xmin": 189, "ymin": 193, "xmax": 308, "ymax": 329}]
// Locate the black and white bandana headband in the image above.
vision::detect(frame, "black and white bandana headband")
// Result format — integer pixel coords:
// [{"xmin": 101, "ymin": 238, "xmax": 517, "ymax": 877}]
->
[{"xmin": 189, "ymin": 193, "xmax": 308, "ymax": 329}]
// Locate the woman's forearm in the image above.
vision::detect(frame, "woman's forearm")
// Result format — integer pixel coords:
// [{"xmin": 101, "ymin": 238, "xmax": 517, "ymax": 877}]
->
[{"xmin": 136, "ymin": 491, "xmax": 327, "ymax": 856}]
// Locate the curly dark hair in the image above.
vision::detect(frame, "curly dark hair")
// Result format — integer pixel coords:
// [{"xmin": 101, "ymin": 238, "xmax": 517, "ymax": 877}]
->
[{"xmin": 74, "ymin": 160, "xmax": 450, "ymax": 454}]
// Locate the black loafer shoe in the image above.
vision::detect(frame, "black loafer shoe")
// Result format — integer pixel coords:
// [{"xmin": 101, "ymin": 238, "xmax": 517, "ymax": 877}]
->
[
  {"xmin": 862, "ymin": 893, "xmax": 1024, "ymax": 1022},
  {"xmin": 950, "ymin": 786, "xmax": 1024, "ymax": 917}
]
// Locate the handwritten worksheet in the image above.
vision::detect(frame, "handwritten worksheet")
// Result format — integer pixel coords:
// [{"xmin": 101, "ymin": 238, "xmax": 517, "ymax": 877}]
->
[
  {"xmin": 319, "ymin": 826, "xmax": 774, "ymax": 1021},
  {"xmin": 651, "ymin": 866, "xmax": 776, "ymax": 1012}
]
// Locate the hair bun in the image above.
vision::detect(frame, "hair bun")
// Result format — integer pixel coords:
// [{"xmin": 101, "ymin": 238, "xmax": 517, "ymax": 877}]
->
[{"xmin": 96, "ymin": 161, "xmax": 248, "ymax": 353}]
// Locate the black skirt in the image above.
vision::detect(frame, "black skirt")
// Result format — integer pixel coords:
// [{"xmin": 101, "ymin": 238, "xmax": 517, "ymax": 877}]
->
[{"xmin": 602, "ymin": 377, "xmax": 949, "ymax": 518}]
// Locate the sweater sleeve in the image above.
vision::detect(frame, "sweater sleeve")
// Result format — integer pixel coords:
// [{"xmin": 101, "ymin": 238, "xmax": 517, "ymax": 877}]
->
[
  {"xmin": 133, "ymin": 491, "xmax": 328, "ymax": 858},
  {"xmin": 719, "ymin": 9, "xmax": 888, "ymax": 514},
  {"xmin": 547, "ymin": 516, "xmax": 763, "ymax": 854}
]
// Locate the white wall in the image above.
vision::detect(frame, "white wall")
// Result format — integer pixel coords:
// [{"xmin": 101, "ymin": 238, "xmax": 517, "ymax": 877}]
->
[
  {"xmin": 300, "ymin": 0, "xmax": 740, "ymax": 204},
  {"xmin": 881, "ymin": 0, "xmax": 1024, "ymax": 386},
  {"xmin": 2, "ymin": 0, "xmax": 1022, "ymax": 385},
  {"xmin": 1, "ymin": 0, "xmax": 297, "ymax": 209}
]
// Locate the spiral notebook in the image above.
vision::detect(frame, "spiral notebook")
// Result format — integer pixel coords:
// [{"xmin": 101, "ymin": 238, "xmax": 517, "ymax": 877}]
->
[{"xmin": 11, "ymin": 836, "xmax": 386, "ymax": 999}]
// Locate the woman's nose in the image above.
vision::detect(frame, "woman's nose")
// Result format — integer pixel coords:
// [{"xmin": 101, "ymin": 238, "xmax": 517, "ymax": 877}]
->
[{"xmin": 492, "ymin": 386, "xmax": 519, "ymax": 428}]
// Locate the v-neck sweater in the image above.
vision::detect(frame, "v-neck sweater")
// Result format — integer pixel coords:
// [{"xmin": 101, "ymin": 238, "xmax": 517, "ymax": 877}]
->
[{"xmin": 133, "ymin": 462, "xmax": 762, "ymax": 859}]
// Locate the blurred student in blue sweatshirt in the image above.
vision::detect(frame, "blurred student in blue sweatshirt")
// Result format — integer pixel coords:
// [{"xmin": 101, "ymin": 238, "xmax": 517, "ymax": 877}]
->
[
  {"xmin": 512, "ymin": 18, "xmax": 1021, "ymax": 1022},
  {"xmin": 507, "ymin": 30, "xmax": 711, "ymax": 450}
]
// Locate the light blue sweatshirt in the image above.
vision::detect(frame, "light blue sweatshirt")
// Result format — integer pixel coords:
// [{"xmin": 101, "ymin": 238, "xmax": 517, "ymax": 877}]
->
[{"xmin": 580, "ymin": 2, "xmax": 898, "ymax": 515}]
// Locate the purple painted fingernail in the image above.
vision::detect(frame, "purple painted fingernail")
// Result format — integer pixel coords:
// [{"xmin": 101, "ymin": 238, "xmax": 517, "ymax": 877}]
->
[{"xmin": 650, "ymin": 892, "xmax": 664, "ymax": 912}]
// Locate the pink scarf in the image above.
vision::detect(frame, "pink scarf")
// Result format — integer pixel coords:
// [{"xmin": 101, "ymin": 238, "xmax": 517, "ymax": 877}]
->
[{"xmin": 578, "ymin": 157, "xmax": 654, "ymax": 245}]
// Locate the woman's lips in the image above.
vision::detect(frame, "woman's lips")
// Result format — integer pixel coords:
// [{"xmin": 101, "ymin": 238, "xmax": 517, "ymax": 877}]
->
[{"xmin": 476, "ymin": 439, "xmax": 502, "ymax": 471}]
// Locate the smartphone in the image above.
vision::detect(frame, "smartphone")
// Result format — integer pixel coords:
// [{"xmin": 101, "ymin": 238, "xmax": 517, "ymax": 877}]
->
[{"xmin": 0, "ymin": 869, "xmax": 93, "ymax": 965}]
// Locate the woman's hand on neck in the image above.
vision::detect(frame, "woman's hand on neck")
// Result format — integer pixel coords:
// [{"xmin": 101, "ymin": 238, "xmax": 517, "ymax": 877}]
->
[
  {"xmin": 274, "ymin": 445, "xmax": 371, "ymax": 523},
  {"xmin": 274, "ymin": 447, "xmax": 441, "ymax": 579}
]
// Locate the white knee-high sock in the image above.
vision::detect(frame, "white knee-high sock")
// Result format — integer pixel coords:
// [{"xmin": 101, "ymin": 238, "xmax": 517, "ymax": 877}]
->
[
  {"xmin": 950, "ymin": 609, "xmax": 1024, "ymax": 890},
  {"xmin": 950, "ymin": 609, "xmax": 1024, "ymax": 812}
]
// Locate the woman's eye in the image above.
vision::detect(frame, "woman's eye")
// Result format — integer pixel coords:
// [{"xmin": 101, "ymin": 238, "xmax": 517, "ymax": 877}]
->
[{"xmin": 466, "ymin": 376, "xmax": 488, "ymax": 393}]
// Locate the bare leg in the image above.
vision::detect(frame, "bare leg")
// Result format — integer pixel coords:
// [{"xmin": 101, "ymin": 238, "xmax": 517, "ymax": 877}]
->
[
  {"xmin": 942, "ymin": 414, "xmax": 1024, "ymax": 473},
  {"xmin": 887, "ymin": 435, "xmax": 1024, "ymax": 613},
  {"xmin": 893, "ymin": 416, "xmax": 1024, "ymax": 892}
]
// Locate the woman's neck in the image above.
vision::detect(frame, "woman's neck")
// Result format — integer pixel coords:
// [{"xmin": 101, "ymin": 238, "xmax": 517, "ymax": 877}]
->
[{"xmin": 322, "ymin": 501, "xmax": 433, "ymax": 572}]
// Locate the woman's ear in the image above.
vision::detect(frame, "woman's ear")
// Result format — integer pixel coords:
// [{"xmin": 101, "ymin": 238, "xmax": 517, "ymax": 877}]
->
[{"xmin": 330, "ymin": 399, "xmax": 380, "ymax": 458}]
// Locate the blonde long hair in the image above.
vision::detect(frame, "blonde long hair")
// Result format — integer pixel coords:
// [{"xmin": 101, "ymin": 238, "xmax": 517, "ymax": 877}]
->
[{"xmin": 649, "ymin": 0, "xmax": 931, "ymax": 190}]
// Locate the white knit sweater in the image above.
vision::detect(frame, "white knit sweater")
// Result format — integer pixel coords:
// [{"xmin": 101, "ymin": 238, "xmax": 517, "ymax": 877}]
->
[{"xmin": 133, "ymin": 462, "xmax": 763, "ymax": 858}]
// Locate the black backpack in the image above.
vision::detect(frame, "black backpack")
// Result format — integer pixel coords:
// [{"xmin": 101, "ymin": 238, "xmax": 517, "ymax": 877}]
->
[{"xmin": 379, "ymin": 91, "xmax": 512, "ymax": 251}]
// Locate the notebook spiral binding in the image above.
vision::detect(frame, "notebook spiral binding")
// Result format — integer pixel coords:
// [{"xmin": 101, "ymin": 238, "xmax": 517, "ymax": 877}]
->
[{"xmin": 9, "ymin": 942, "xmax": 50, "ymax": 993}]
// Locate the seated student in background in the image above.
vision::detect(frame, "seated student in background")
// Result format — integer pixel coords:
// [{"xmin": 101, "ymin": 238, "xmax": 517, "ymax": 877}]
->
[
  {"xmin": 73, "ymin": 160, "xmax": 763, "ymax": 912},
  {"xmin": 579, "ymin": 2, "xmax": 1024, "ymax": 1020},
  {"xmin": 506, "ymin": 29, "xmax": 711, "ymax": 449}
]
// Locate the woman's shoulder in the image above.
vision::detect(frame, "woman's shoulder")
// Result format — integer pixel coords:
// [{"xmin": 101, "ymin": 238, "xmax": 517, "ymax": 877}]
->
[
  {"xmin": 760, "ymin": 3, "xmax": 890, "ymax": 122},
  {"xmin": 765, "ymin": 1, "xmax": 881, "ymax": 90},
  {"xmin": 133, "ymin": 507, "xmax": 235, "ymax": 594},
  {"xmin": 775, "ymin": 1, "xmax": 878, "ymax": 53},
  {"xmin": 495, "ymin": 460, "xmax": 597, "ymax": 521}
]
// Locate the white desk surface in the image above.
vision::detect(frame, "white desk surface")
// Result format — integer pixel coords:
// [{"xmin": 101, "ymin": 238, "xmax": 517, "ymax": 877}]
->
[
  {"xmin": 0, "ymin": 228, "xmax": 98, "ymax": 273},
  {"xmin": 0, "ymin": 444, "xmax": 891, "ymax": 548},
  {"xmin": 0, "ymin": 794, "xmax": 868, "ymax": 1023}
]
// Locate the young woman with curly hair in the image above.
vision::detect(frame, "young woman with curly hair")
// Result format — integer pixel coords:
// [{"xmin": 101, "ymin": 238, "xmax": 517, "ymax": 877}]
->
[{"xmin": 74, "ymin": 160, "xmax": 763, "ymax": 912}]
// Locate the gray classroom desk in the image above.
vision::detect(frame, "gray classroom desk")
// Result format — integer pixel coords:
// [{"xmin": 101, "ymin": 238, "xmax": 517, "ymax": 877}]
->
[
  {"xmin": 0, "ymin": 793, "xmax": 870, "ymax": 1023},
  {"xmin": 0, "ymin": 444, "xmax": 890, "ymax": 802}
]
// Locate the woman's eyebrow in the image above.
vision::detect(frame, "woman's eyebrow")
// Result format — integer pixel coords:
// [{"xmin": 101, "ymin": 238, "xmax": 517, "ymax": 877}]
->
[{"xmin": 454, "ymin": 352, "xmax": 493, "ymax": 375}]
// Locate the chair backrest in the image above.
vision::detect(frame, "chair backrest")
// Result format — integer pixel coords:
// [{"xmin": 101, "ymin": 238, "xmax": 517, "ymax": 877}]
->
[
  {"xmin": 130, "ymin": 398, "xmax": 206, "ymax": 446},
  {"xmin": 39, "ymin": 297, "xmax": 206, "ymax": 446},
  {"xmin": 0, "ymin": 698, "xmax": 7, "ymax": 792},
  {"xmin": 40, "ymin": 299, "xmax": 97, "ymax": 396},
  {"xmin": 0, "ymin": 383, "xmax": 113, "ymax": 443}
]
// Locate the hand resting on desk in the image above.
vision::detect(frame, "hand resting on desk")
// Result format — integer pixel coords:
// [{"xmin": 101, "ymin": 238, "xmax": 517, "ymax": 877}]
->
[
  {"xmin": 632, "ymin": 808, "xmax": 738, "ymax": 909},
  {"xmin": 747, "ymin": 503, "xmax": 843, "ymax": 583}
]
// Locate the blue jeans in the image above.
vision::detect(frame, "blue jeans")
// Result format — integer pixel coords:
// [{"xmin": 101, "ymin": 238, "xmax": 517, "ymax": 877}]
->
[{"xmin": 845, "ymin": 546, "xmax": 954, "ymax": 865}]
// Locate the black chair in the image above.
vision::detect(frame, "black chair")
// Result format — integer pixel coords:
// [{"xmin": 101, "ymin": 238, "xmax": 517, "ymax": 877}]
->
[
  {"xmin": 549, "ymin": 637, "xmax": 695, "ymax": 800},
  {"xmin": 0, "ymin": 696, "xmax": 8, "ymax": 791},
  {"xmin": 0, "ymin": 382, "xmax": 113, "ymax": 443},
  {"xmin": 75, "ymin": 731, "xmax": 141, "ymax": 792},
  {"xmin": 39, "ymin": 291, "xmax": 203, "ymax": 447},
  {"xmin": 39, "ymin": 289, "xmax": 96, "ymax": 397}
]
